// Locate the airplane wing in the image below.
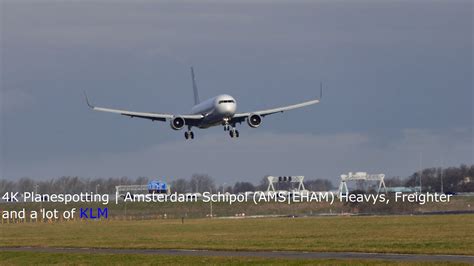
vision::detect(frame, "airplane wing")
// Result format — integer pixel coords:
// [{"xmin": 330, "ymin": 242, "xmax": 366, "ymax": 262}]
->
[
  {"xmin": 84, "ymin": 93, "xmax": 202, "ymax": 122},
  {"xmin": 231, "ymin": 83, "xmax": 322, "ymax": 124}
]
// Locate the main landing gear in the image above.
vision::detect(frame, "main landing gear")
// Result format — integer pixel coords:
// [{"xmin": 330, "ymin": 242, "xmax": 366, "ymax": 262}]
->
[
  {"xmin": 229, "ymin": 128, "xmax": 239, "ymax": 138},
  {"xmin": 184, "ymin": 127, "xmax": 194, "ymax": 140}
]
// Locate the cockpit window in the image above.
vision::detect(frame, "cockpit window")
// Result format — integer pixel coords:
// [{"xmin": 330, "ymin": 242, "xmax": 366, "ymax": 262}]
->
[{"xmin": 218, "ymin": 100, "xmax": 235, "ymax": 104}]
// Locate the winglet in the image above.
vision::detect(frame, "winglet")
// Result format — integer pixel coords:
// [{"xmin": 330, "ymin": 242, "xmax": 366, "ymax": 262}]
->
[{"xmin": 84, "ymin": 91, "xmax": 94, "ymax": 108}]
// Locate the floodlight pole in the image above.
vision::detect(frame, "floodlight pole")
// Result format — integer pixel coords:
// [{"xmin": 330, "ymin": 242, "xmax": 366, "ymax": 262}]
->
[
  {"xmin": 419, "ymin": 152, "xmax": 423, "ymax": 193},
  {"xmin": 440, "ymin": 156, "xmax": 444, "ymax": 194},
  {"xmin": 209, "ymin": 187, "xmax": 213, "ymax": 218}
]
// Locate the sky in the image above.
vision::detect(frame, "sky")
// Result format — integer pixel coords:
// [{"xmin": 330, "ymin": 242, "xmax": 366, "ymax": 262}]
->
[{"xmin": 1, "ymin": 0, "xmax": 472, "ymax": 185}]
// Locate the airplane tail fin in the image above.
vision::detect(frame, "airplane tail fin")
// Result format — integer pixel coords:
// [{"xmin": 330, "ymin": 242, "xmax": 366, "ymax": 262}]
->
[{"xmin": 190, "ymin": 67, "xmax": 200, "ymax": 105}]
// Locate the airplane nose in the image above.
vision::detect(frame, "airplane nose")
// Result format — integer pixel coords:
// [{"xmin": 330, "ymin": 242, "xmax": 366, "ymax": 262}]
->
[{"xmin": 220, "ymin": 103, "xmax": 236, "ymax": 115}]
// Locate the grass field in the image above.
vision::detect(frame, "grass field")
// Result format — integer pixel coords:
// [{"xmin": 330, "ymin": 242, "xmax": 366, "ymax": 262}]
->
[
  {"xmin": 2, "ymin": 196, "xmax": 473, "ymax": 219},
  {"xmin": 0, "ymin": 251, "xmax": 470, "ymax": 265},
  {"xmin": 1, "ymin": 215, "xmax": 473, "ymax": 255}
]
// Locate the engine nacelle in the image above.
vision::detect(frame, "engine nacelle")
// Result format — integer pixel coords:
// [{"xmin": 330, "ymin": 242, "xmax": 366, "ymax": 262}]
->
[
  {"xmin": 170, "ymin": 116, "xmax": 185, "ymax": 130},
  {"xmin": 247, "ymin": 114, "xmax": 262, "ymax": 128}
]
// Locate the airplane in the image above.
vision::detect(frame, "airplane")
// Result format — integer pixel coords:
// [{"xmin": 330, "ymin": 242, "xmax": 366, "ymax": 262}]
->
[{"xmin": 85, "ymin": 67, "xmax": 322, "ymax": 140}]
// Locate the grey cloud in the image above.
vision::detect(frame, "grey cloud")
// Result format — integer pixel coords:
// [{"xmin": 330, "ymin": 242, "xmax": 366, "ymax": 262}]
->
[
  {"xmin": 0, "ymin": 89, "xmax": 35, "ymax": 112},
  {"xmin": 1, "ymin": 1, "xmax": 471, "ymax": 182},
  {"xmin": 4, "ymin": 128, "xmax": 471, "ymax": 184}
]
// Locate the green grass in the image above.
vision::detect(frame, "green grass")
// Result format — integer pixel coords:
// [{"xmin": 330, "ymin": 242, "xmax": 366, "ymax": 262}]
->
[
  {"xmin": 2, "ymin": 196, "xmax": 472, "ymax": 219},
  {"xmin": 0, "ymin": 251, "xmax": 469, "ymax": 265},
  {"xmin": 1, "ymin": 215, "xmax": 473, "ymax": 255}
]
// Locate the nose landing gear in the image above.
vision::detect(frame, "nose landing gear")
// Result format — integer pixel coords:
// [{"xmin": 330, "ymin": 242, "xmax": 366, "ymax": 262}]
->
[
  {"xmin": 223, "ymin": 118, "xmax": 239, "ymax": 138},
  {"xmin": 223, "ymin": 118, "xmax": 230, "ymax": 131}
]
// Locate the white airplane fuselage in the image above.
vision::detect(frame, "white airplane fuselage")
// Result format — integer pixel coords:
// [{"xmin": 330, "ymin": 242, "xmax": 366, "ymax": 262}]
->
[
  {"xmin": 191, "ymin": 94, "xmax": 236, "ymax": 128},
  {"xmin": 86, "ymin": 67, "xmax": 321, "ymax": 140}
]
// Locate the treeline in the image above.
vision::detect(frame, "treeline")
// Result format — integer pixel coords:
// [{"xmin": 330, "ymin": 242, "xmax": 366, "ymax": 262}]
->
[
  {"xmin": 170, "ymin": 175, "xmax": 334, "ymax": 193},
  {"xmin": 385, "ymin": 164, "xmax": 474, "ymax": 192},
  {"xmin": 1, "ymin": 164, "xmax": 472, "ymax": 194},
  {"xmin": 0, "ymin": 174, "xmax": 333, "ymax": 194},
  {"xmin": 0, "ymin": 176, "xmax": 149, "ymax": 195}
]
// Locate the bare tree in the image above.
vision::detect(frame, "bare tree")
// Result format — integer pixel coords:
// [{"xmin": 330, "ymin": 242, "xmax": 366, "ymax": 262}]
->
[
  {"xmin": 135, "ymin": 176, "xmax": 149, "ymax": 185},
  {"xmin": 0, "ymin": 179, "xmax": 15, "ymax": 194},
  {"xmin": 189, "ymin": 174, "xmax": 215, "ymax": 193},
  {"xmin": 384, "ymin": 176, "xmax": 404, "ymax": 187},
  {"xmin": 17, "ymin": 177, "xmax": 35, "ymax": 192},
  {"xmin": 256, "ymin": 176, "xmax": 270, "ymax": 191},
  {"xmin": 171, "ymin": 178, "xmax": 189, "ymax": 193},
  {"xmin": 304, "ymin": 179, "xmax": 334, "ymax": 191},
  {"xmin": 233, "ymin": 182, "xmax": 255, "ymax": 193}
]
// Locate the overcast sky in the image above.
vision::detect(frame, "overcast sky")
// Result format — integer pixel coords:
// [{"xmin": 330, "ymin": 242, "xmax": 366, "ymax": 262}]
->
[{"xmin": 1, "ymin": 0, "xmax": 472, "ymax": 185}]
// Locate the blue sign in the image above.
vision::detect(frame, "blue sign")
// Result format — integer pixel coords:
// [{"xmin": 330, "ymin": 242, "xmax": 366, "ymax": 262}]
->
[{"xmin": 147, "ymin": 180, "xmax": 167, "ymax": 192}]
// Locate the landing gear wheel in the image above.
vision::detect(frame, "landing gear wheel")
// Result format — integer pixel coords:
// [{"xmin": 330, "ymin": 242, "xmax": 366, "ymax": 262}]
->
[
  {"xmin": 230, "ymin": 129, "xmax": 239, "ymax": 138},
  {"xmin": 185, "ymin": 131, "xmax": 194, "ymax": 140}
]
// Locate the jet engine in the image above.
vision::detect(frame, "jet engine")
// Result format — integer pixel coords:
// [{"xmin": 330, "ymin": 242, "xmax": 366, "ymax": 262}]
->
[
  {"xmin": 170, "ymin": 116, "xmax": 186, "ymax": 130},
  {"xmin": 247, "ymin": 114, "xmax": 262, "ymax": 128}
]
